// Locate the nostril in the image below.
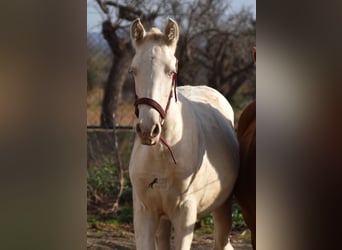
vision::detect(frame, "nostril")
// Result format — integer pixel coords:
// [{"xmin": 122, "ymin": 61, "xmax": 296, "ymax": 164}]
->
[
  {"xmin": 136, "ymin": 123, "xmax": 141, "ymax": 134},
  {"xmin": 151, "ymin": 124, "xmax": 160, "ymax": 137}
]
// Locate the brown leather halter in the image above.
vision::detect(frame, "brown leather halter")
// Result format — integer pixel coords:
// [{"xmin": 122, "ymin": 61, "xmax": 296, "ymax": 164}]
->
[{"xmin": 134, "ymin": 73, "xmax": 178, "ymax": 164}]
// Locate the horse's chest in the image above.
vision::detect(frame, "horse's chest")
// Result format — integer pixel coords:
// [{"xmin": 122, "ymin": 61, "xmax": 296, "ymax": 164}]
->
[
  {"xmin": 133, "ymin": 175, "xmax": 171, "ymax": 191},
  {"xmin": 131, "ymin": 172, "xmax": 190, "ymax": 210},
  {"xmin": 132, "ymin": 173, "xmax": 180, "ymax": 194}
]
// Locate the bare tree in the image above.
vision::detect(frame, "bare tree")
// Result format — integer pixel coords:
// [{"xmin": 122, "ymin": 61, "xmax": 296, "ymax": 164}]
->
[
  {"xmin": 93, "ymin": 0, "xmax": 256, "ymax": 126},
  {"xmin": 96, "ymin": 0, "xmax": 165, "ymax": 128},
  {"xmin": 100, "ymin": 19, "xmax": 132, "ymax": 128},
  {"xmin": 174, "ymin": 2, "xmax": 256, "ymax": 100}
]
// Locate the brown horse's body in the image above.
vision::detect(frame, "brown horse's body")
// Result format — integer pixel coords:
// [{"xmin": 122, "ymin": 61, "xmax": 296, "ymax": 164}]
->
[
  {"xmin": 234, "ymin": 47, "xmax": 256, "ymax": 249},
  {"xmin": 235, "ymin": 100, "xmax": 256, "ymax": 249}
]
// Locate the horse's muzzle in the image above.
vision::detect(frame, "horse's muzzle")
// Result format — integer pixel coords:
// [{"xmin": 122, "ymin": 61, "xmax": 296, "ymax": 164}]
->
[{"xmin": 136, "ymin": 122, "xmax": 161, "ymax": 145}]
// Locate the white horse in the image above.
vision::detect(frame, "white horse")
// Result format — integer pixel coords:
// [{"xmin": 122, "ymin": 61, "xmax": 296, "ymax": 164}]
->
[{"xmin": 128, "ymin": 18, "xmax": 239, "ymax": 250}]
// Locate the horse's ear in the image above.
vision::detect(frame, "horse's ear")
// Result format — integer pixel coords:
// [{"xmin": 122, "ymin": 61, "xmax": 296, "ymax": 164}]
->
[
  {"xmin": 252, "ymin": 47, "xmax": 256, "ymax": 64},
  {"xmin": 165, "ymin": 18, "xmax": 179, "ymax": 48},
  {"xmin": 131, "ymin": 18, "xmax": 146, "ymax": 48}
]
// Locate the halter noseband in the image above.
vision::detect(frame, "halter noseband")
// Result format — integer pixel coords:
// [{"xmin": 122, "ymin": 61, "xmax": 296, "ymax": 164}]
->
[
  {"xmin": 134, "ymin": 73, "xmax": 177, "ymax": 119},
  {"xmin": 134, "ymin": 73, "xmax": 178, "ymax": 164}
]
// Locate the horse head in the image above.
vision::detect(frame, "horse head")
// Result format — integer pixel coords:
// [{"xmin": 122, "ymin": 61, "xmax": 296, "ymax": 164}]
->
[{"xmin": 130, "ymin": 18, "xmax": 179, "ymax": 145}]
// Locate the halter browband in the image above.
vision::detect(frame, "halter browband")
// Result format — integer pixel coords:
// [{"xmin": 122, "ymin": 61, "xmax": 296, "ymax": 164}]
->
[{"xmin": 134, "ymin": 73, "xmax": 178, "ymax": 164}]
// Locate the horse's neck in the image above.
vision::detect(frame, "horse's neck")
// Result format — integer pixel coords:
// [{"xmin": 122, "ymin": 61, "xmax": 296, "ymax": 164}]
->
[
  {"xmin": 162, "ymin": 93, "xmax": 204, "ymax": 169},
  {"xmin": 163, "ymin": 93, "xmax": 199, "ymax": 146},
  {"xmin": 162, "ymin": 98, "xmax": 184, "ymax": 145}
]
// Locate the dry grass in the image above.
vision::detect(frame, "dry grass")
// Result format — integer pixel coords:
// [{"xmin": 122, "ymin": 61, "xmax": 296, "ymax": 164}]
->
[
  {"xmin": 87, "ymin": 85, "xmax": 254, "ymax": 127},
  {"xmin": 87, "ymin": 87, "xmax": 136, "ymax": 126}
]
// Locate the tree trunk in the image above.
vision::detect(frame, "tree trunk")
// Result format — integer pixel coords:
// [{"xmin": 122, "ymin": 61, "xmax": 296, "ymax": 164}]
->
[
  {"xmin": 100, "ymin": 20, "xmax": 132, "ymax": 128},
  {"xmin": 100, "ymin": 54, "xmax": 131, "ymax": 128}
]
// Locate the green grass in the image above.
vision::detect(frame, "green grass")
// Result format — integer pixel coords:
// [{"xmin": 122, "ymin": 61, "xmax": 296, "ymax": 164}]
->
[{"xmin": 88, "ymin": 205, "xmax": 134, "ymax": 225}]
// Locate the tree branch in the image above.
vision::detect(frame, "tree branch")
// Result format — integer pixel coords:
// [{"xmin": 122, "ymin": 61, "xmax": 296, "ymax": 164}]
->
[{"xmin": 223, "ymin": 62, "xmax": 254, "ymax": 83}]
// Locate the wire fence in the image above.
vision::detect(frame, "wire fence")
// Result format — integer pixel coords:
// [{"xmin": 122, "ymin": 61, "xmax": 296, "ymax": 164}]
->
[
  {"xmin": 87, "ymin": 126, "xmax": 135, "ymax": 214},
  {"xmin": 87, "ymin": 28, "xmax": 137, "ymax": 214}
]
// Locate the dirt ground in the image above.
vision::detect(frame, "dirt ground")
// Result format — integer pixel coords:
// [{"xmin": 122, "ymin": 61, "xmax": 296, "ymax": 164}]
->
[{"xmin": 87, "ymin": 223, "xmax": 252, "ymax": 250}]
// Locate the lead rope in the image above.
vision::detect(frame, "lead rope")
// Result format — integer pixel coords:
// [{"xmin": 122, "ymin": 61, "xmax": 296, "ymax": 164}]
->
[
  {"xmin": 134, "ymin": 73, "xmax": 178, "ymax": 165},
  {"xmin": 160, "ymin": 73, "xmax": 177, "ymax": 164},
  {"xmin": 160, "ymin": 136, "xmax": 177, "ymax": 164}
]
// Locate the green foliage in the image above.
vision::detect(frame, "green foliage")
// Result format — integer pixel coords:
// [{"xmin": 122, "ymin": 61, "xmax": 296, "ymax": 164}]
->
[
  {"xmin": 87, "ymin": 161, "xmax": 119, "ymax": 197},
  {"xmin": 120, "ymin": 186, "xmax": 133, "ymax": 204},
  {"xmin": 87, "ymin": 205, "xmax": 134, "ymax": 225},
  {"xmin": 202, "ymin": 215, "xmax": 214, "ymax": 226},
  {"xmin": 115, "ymin": 206, "xmax": 134, "ymax": 224},
  {"xmin": 232, "ymin": 200, "xmax": 247, "ymax": 230},
  {"xmin": 195, "ymin": 200, "xmax": 246, "ymax": 234}
]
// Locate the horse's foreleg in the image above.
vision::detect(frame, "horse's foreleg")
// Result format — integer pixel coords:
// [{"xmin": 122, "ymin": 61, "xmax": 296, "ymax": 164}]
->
[
  {"xmin": 133, "ymin": 195, "xmax": 159, "ymax": 250},
  {"xmin": 172, "ymin": 200, "xmax": 197, "ymax": 250},
  {"xmin": 155, "ymin": 217, "xmax": 171, "ymax": 250},
  {"xmin": 212, "ymin": 197, "xmax": 235, "ymax": 250}
]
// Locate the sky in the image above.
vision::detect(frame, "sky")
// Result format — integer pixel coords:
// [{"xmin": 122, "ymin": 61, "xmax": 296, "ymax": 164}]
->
[{"xmin": 87, "ymin": 0, "xmax": 256, "ymax": 32}]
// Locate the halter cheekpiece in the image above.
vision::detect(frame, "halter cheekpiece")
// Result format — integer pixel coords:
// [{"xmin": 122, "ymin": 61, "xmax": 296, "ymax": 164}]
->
[{"xmin": 134, "ymin": 73, "xmax": 178, "ymax": 164}]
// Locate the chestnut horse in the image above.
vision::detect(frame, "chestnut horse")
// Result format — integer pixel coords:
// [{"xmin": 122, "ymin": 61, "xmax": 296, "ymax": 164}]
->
[{"xmin": 234, "ymin": 47, "xmax": 256, "ymax": 249}]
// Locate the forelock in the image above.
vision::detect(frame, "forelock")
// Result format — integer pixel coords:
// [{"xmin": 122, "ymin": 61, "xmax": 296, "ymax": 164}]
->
[{"xmin": 142, "ymin": 28, "xmax": 166, "ymax": 44}]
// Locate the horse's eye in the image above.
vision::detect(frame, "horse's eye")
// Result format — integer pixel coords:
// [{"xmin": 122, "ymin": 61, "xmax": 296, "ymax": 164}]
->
[
  {"xmin": 167, "ymin": 71, "xmax": 175, "ymax": 77},
  {"xmin": 128, "ymin": 67, "xmax": 136, "ymax": 75}
]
